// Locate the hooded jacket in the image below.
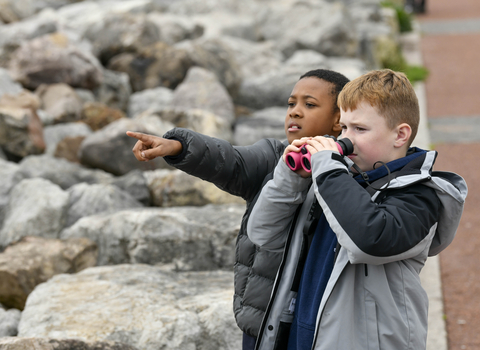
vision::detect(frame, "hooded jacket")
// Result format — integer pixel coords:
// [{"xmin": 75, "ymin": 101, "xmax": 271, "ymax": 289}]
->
[
  {"xmin": 247, "ymin": 148, "xmax": 467, "ymax": 350},
  {"xmin": 162, "ymin": 128, "xmax": 287, "ymax": 337}
]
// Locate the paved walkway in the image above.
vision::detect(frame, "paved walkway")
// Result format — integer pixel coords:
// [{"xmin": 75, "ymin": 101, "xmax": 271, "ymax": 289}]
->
[{"xmin": 417, "ymin": 1, "xmax": 480, "ymax": 349}]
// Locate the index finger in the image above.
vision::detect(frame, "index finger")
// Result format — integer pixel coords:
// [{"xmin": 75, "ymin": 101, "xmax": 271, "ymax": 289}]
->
[{"xmin": 126, "ymin": 131, "xmax": 150, "ymax": 141}]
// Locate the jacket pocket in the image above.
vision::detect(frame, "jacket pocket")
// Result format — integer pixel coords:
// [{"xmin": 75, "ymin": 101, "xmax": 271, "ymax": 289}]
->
[
  {"xmin": 273, "ymin": 321, "xmax": 291, "ymax": 350},
  {"xmin": 365, "ymin": 300, "xmax": 380, "ymax": 350}
]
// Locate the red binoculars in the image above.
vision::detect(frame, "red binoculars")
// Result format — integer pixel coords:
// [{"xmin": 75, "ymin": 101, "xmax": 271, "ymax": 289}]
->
[{"xmin": 286, "ymin": 137, "xmax": 353, "ymax": 173}]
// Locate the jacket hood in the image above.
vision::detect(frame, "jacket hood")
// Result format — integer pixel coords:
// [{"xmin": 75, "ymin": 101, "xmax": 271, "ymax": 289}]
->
[{"xmin": 371, "ymin": 149, "xmax": 468, "ymax": 256}]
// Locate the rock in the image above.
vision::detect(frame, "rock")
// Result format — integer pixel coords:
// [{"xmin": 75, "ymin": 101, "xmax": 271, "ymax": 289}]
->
[
  {"xmin": 84, "ymin": 12, "xmax": 160, "ymax": 64},
  {"xmin": 0, "ymin": 68, "xmax": 22, "ymax": 99},
  {"xmin": 257, "ymin": 0, "xmax": 358, "ymax": 58},
  {"xmin": 107, "ymin": 42, "xmax": 193, "ymax": 92},
  {"xmin": 0, "ymin": 9, "xmax": 58, "ymax": 49},
  {"xmin": 0, "ymin": 178, "xmax": 69, "ymax": 249},
  {"xmin": 80, "ymin": 102, "xmax": 126, "ymax": 131},
  {"xmin": 0, "ymin": 159, "xmax": 24, "ymax": 228},
  {"xmin": 61, "ymin": 204, "xmax": 244, "ymax": 269},
  {"xmin": 53, "ymin": 136, "xmax": 85, "ymax": 163},
  {"xmin": 0, "ymin": 0, "xmax": 36, "ymax": 24},
  {"xmin": 175, "ymin": 37, "xmax": 242, "ymax": 97},
  {"xmin": 0, "ymin": 90, "xmax": 45, "ymax": 159},
  {"xmin": 0, "ymin": 308, "xmax": 21, "ymax": 337},
  {"xmin": 109, "ymin": 170, "xmax": 151, "ymax": 206},
  {"xmin": 0, "ymin": 337, "xmax": 139, "ymax": 350},
  {"xmin": 327, "ymin": 56, "xmax": 366, "ymax": 80},
  {"xmin": 147, "ymin": 108, "xmax": 232, "ymax": 141},
  {"xmin": 74, "ymin": 88, "xmax": 96, "ymax": 105},
  {"xmin": 170, "ymin": 66, "xmax": 235, "ymax": 124},
  {"xmin": 0, "ymin": 236, "xmax": 97, "ymax": 310},
  {"xmin": 8, "ymin": 32, "xmax": 104, "ymax": 90},
  {"xmin": 283, "ymin": 50, "xmax": 329, "ymax": 72},
  {"xmin": 0, "ymin": 105, "xmax": 45, "ymax": 159},
  {"xmin": 18, "ymin": 154, "xmax": 114, "ymax": 190},
  {"xmin": 146, "ymin": 13, "xmax": 204, "ymax": 45},
  {"xmin": 218, "ymin": 36, "xmax": 284, "ymax": 79},
  {"xmin": 147, "ymin": 169, "xmax": 245, "ymax": 207},
  {"xmin": 78, "ymin": 117, "xmax": 174, "ymax": 176},
  {"xmin": 0, "ymin": 89, "xmax": 40, "ymax": 110},
  {"xmin": 233, "ymin": 106, "xmax": 287, "ymax": 146},
  {"xmin": 127, "ymin": 86, "xmax": 173, "ymax": 118},
  {"xmin": 66, "ymin": 183, "xmax": 143, "ymax": 227},
  {"xmin": 17, "ymin": 265, "xmax": 242, "ymax": 350},
  {"xmin": 236, "ymin": 66, "xmax": 302, "ymax": 110},
  {"xmin": 35, "ymin": 83, "xmax": 83, "ymax": 124},
  {"xmin": 43, "ymin": 122, "xmax": 92, "ymax": 156},
  {"xmin": 93, "ymin": 69, "xmax": 131, "ymax": 112}
]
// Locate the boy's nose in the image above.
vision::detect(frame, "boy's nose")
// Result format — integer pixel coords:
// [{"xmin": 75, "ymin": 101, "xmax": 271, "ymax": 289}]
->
[{"xmin": 289, "ymin": 106, "xmax": 302, "ymax": 118}]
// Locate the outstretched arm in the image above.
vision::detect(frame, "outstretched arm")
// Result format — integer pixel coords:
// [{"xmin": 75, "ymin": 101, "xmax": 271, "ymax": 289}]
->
[{"xmin": 126, "ymin": 131, "xmax": 183, "ymax": 161}]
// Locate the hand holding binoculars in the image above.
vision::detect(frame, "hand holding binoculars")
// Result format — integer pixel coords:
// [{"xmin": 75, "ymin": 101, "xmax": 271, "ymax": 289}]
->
[{"xmin": 286, "ymin": 136, "xmax": 353, "ymax": 173}]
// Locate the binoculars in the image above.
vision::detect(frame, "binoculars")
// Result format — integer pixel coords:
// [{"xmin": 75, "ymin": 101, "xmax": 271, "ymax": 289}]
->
[{"xmin": 286, "ymin": 136, "xmax": 353, "ymax": 173}]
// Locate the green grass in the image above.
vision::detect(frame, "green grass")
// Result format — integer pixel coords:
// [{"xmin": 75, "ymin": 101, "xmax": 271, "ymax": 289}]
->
[{"xmin": 381, "ymin": 1, "xmax": 413, "ymax": 33}]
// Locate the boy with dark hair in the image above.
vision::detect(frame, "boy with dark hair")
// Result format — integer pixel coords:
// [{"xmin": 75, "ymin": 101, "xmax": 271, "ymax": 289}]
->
[
  {"xmin": 127, "ymin": 69, "xmax": 350, "ymax": 350},
  {"xmin": 247, "ymin": 69, "xmax": 467, "ymax": 350}
]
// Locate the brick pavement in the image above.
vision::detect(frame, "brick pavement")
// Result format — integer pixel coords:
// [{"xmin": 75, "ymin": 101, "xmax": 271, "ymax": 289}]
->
[{"xmin": 418, "ymin": 0, "xmax": 480, "ymax": 349}]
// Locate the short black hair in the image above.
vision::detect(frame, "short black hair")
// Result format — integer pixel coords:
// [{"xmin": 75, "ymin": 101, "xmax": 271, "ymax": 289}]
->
[{"xmin": 299, "ymin": 69, "xmax": 350, "ymax": 113}]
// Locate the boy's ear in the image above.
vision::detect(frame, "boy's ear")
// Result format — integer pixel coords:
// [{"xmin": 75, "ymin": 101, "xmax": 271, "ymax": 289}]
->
[
  {"xmin": 394, "ymin": 123, "xmax": 412, "ymax": 148},
  {"xmin": 332, "ymin": 111, "xmax": 342, "ymax": 134}
]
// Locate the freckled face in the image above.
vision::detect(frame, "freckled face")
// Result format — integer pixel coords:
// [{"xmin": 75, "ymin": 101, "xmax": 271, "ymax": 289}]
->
[{"xmin": 284, "ymin": 77, "xmax": 341, "ymax": 144}]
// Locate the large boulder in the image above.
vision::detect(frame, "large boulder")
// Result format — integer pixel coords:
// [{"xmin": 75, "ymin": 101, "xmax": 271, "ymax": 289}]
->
[
  {"xmin": 60, "ymin": 204, "xmax": 244, "ymax": 270},
  {"xmin": 0, "ymin": 68, "xmax": 22, "ymax": 99},
  {"xmin": 18, "ymin": 265, "xmax": 242, "ymax": 350},
  {"xmin": 80, "ymin": 102, "xmax": 126, "ymax": 131},
  {"xmin": 233, "ymin": 106, "xmax": 287, "ymax": 146},
  {"xmin": 175, "ymin": 37, "xmax": 243, "ymax": 97},
  {"xmin": 0, "ymin": 159, "xmax": 24, "ymax": 227},
  {"xmin": 147, "ymin": 108, "xmax": 233, "ymax": 141},
  {"xmin": 170, "ymin": 66, "xmax": 235, "ymax": 124},
  {"xmin": 146, "ymin": 169, "xmax": 245, "ymax": 207},
  {"xmin": 93, "ymin": 69, "xmax": 132, "ymax": 112},
  {"xmin": 0, "ymin": 236, "xmax": 97, "ymax": 310},
  {"xmin": 146, "ymin": 13, "xmax": 204, "ymax": 45},
  {"xmin": 0, "ymin": 0, "xmax": 36, "ymax": 24},
  {"xmin": 8, "ymin": 32, "xmax": 104, "ymax": 90},
  {"xmin": 43, "ymin": 122, "xmax": 92, "ymax": 156},
  {"xmin": 256, "ymin": 0, "xmax": 358, "ymax": 58},
  {"xmin": 0, "ymin": 105, "xmax": 45, "ymax": 159},
  {"xmin": 78, "ymin": 117, "xmax": 175, "ymax": 176},
  {"xmin": 35, "ymin": 83, "xmax": 83, "ymax": 124},
  {"xmin": 0, "ymin": 178, "xmax": 69, "ymax": 248},
  {"xmin": 108, "ymin": 42, "xmax": 193, "ymax": 92},
  {"xmin": 0, "ymin": 8, "xmax": 58, "ymax": 50},
  {"xmin": 109, "ymin": 170, "xmax": 151, "ymax": 206},
  {"xmin": 66, "ymin": 183, "xmax": 143, "ymax": 228},
  {"xmin": 127, "ymin": 86, "xmax": 173, "ymax": 118},
  {"xmin": 84, "ymin": 12, "xmax": 160, "ymax": 64},
  {"xmin": 0, "ymin": 308, "xmax": 21, "ymax": 337},
  {"xmin": 18, "ymin": 154, "xmax": 114, "ymax": 190},
  {"xmin": 0, "ymin": 337, "xmax": 138, "ymax": 350}
]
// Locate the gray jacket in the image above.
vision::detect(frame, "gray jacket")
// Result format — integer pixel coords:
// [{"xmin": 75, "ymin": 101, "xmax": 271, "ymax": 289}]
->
[
  {"xmin": 163, "ymin": 128, "xmax": 287, "ymax": 337},
  {"xmin": 248, "ymin": 149, "xmax": 467, "ymax": 350}
]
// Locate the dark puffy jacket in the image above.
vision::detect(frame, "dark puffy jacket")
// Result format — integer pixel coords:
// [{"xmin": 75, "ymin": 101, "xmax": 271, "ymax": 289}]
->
[{"xmin": 163, "ymin": 128, "xmax": 287, "ymax": 337}]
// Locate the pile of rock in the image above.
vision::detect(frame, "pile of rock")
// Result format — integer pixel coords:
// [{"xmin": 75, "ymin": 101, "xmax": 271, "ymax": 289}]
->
[{"xmin": 0, "ymin": 0, "xmax": 403, "ymax": 349}]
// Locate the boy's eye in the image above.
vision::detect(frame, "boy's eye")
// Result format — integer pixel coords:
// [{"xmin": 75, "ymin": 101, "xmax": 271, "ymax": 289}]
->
[
  {"xmin": 306, "ymin": 103, "xmax": 315, "ymax": 108},
  {"xmin": 287, "ymin": 102, "xmax": 295, "ymax": 107}
]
